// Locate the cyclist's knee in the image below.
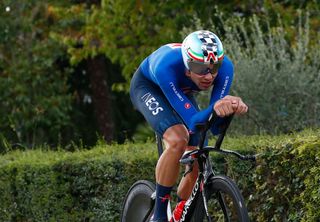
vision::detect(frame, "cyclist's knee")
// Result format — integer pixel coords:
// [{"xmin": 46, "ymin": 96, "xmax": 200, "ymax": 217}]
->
[{"xmin": 163, "ymin": 124, "xmax": 189, "ymax": 154}]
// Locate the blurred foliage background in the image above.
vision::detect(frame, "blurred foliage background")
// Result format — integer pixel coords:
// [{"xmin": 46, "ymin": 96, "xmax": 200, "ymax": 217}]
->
[{"xmin": 0, "ymin": 0, "xmax": 319, "ymax": 151}]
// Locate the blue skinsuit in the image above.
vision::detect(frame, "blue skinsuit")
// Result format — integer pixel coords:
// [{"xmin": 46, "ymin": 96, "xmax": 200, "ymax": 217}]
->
[{"xmin": 139, "ymin": 43, "xmax": 233, "ymax": 134}]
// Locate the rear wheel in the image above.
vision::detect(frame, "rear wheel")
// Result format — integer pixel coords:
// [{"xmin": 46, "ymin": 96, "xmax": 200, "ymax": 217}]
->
[
  {"xmin": 192, "ymin": 175, "xmax": 249, "ymax": 222},
  {"xmin": 121, "ymin": 180, "xmax": 155, "ymax": 222}
]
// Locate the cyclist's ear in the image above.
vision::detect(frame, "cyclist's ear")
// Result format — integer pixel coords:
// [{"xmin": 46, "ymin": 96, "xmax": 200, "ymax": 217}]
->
[{"xmin": 185, "ymin": 70, "xmax": 191, "ymax": 77}]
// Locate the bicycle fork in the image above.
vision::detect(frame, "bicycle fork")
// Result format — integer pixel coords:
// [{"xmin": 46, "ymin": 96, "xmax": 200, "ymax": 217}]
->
[{"xmin": 201, "ymin": 187, "xmax": 212, "ymax": 222}]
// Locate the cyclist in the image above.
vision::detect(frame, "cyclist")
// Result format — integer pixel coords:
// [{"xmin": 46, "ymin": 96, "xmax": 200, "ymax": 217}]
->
[{"xmin": 129, "ymin": 30, "xmax": 248, "ymax": 222}]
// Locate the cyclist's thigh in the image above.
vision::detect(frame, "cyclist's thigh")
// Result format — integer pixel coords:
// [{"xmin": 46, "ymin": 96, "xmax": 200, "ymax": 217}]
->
[{"xmin": 130, "ymin": 69, "xmax": 183, "ymax": 136}]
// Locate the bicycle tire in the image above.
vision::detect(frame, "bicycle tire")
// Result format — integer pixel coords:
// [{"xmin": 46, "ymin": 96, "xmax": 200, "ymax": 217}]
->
[
  {"xmin": 191, "ymin": 175, "xmax": 249, "ymax": 222},
  {"xmin": 121, "ymin": 180, "xmax": 156, "ymax": 222}
]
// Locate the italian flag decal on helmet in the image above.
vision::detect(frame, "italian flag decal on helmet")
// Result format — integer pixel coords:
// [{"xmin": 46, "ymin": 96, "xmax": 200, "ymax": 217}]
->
[{"xmin": 181, "ymin": 30, "xmax": 224, "ymax": 69}]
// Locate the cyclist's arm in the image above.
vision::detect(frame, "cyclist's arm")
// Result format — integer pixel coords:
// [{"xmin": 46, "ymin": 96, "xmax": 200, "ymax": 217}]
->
[
  {"xmin": 209, "ymin": 56, "xmax": 234, "ymax": 135},
  {"xmin": 155, "ymin": 68, "xmax": 214, "ymax": 133}
]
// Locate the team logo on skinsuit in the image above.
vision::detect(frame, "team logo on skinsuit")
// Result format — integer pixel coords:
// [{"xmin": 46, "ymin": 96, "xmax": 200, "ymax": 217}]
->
[
  {"xmin": 169, "ymin": 82, "xmax": 184, "ymax": 101},
  {"xmin": 141, "ymin": 93, "xmax": 164, "ymax": 115},
  {"xmin": 184, "ymin": 103, "xmax": 191, "ymax": 109}
]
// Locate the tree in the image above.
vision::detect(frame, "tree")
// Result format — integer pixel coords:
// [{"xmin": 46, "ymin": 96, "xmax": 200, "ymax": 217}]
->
[
  {"xmin": 0, "ymin": 1, "xmax": 72, "ymax": 148},
  {"xmin": 49, "ymin": 0, "xmax": 197, "ymax": 141}
]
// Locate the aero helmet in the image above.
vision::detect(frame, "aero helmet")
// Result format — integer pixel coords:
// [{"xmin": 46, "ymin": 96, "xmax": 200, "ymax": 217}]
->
[{"xmin": 181, "ymin": 30, "xmax": 224, "ymax": 74}]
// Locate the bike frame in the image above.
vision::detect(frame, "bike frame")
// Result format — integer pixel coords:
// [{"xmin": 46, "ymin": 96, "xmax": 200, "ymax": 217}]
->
[
  {"xmin": 156, "ymin": 113, "xmax": 255, "ymax": 221},
  {"xmin": 176, "ymin": 113, "xmax": 231, "ymax": 221}
]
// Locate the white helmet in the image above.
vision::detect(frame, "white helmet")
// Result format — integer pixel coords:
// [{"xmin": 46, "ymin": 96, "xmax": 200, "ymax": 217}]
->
[{"xmin": 181, "ymin": 30, "xmax": 224, "ymax": 74}]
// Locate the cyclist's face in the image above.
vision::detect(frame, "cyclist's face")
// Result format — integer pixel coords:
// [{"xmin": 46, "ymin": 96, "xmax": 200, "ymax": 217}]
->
[{"xmin": 186, "ymin": 64, "xmax": 218, "ymax": 90}]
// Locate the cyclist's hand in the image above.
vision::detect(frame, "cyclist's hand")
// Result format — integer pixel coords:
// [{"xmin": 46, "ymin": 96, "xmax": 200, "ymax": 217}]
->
[
  {"xmin": 226, "ymin": 95, "xmax": 248, "ymax": 115},
  {"xmin": 214, "ymin": 97, "xmax": 234, "ymax": 117},
  {"xmin": 214, "ymin": 96, "xmax": 248, "ymax": 117}
]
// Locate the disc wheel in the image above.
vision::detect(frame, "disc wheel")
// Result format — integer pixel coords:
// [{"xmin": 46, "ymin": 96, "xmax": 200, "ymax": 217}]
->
[{"xmin": 121, "ymin": 180, "xmax": 156, "ymax": 222}]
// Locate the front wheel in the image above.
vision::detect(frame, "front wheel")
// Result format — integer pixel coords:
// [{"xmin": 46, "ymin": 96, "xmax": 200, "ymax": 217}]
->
[
  {"xmin": 121, "ymin": 180, "xmax": 155, "ymax": 222},
  {"xmin": 192, "ymin": 175, "xmax": 249, "ymax": 222}
]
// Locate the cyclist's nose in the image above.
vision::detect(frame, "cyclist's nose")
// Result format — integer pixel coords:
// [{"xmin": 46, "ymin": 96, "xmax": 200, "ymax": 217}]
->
[{"xmin": 204, "ymin": 72, "xmax": 214, "ymax": 80}]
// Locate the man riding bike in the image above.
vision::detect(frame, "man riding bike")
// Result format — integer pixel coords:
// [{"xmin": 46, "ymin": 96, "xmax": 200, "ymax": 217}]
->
[{"xmin": 129, "ymin": 30, "xmax": 248, "ymax": 222}]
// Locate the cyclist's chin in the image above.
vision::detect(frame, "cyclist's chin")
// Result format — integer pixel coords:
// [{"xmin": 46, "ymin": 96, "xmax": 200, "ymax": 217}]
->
[{"xmin": 198, "ymin": 82, "xmax": 212, "ymax": 90}]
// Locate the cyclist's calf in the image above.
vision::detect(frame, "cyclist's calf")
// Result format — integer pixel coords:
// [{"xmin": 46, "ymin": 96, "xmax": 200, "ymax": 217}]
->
[{"xmin": 178, "ymin": 146, "xmax": 199, "ymax": 200}]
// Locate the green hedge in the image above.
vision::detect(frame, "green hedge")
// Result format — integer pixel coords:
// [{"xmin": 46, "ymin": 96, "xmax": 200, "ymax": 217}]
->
[
  {"xmin": 251, "ymin": 131, "xmax": 320, "ymax": 221},
  {"xmin": 0, "ymin": 144, "xmax": 158, "ymax": 221},
  {"xmin": 0, "ymin": 129, "xmax": 319, "ymax": 221}
]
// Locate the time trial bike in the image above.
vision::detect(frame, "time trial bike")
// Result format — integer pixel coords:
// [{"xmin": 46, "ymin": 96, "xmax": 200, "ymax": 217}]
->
[{"xmin": 121, "ymin": 112, "xmax": 256, "ymax": 222}]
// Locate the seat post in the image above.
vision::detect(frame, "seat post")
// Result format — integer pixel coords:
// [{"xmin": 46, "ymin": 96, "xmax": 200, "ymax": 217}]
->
[{"xmin": 155, "ymin": 133, "xmax": 164, "ymax": 157}]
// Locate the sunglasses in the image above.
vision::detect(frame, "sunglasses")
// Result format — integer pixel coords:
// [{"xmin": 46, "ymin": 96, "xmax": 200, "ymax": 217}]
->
[{"xmin": 188, "ymin": 61, "xmax": 221, "ymax": 75}]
